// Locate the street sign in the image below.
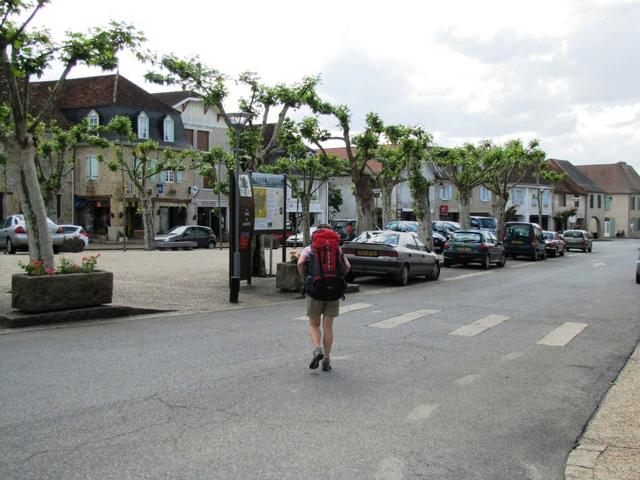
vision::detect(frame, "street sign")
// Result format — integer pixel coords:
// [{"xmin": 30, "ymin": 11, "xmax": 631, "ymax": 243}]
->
[{"xmin": 190, "ymin": 185, "xmax": 199, "ymax": 197}]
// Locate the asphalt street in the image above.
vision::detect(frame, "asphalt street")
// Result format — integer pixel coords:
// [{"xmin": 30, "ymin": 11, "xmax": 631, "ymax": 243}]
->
[{"xmin": 1, "ymin": 241, "xmax": 638, "ymax": 479}]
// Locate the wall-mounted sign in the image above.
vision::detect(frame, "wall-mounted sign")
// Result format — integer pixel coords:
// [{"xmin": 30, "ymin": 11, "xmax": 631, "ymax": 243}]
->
[{"xmin": 440, "ymin": 204, "xmax": 449, "ymax": 214}]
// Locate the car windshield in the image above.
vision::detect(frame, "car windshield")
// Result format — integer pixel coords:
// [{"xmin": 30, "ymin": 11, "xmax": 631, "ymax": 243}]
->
[
  {"xmin": 352, "ymin": 231, "xmax": 382, "ymax": 242},
  {"xmin": 479, "ymin": 218, "xmax": 497, "ymax": 229},
  {"xmin": 167, "ymin": 226, "xmax": 187, "ymax": 235},
  {"xmin": 362, "ymin": 232, "xmax": 399, "ymax": 246},
  {"xmin": 543, "ymin": 232, "xmax": 554, "ymax": 240},
  {"xmin": 452, "ymin": 232, "xmax": 483, "ymax": 243},
  {"xmin": 505, "ymin": 225, "xmax": 530, "ymax": 239},
  {"xmin": 386, "ymin": 221, "xmax": 419, "ymax": 232},
  {"xmin": 563, "ymin": 231, "xmax": 581, "ymax": 238},
  {"xmin": 62, "ymin": 226, "xmax": 77, "ymax": 233}
]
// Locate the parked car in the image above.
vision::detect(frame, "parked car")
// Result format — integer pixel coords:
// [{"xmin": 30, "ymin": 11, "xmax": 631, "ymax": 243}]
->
[
  {"xmin": 342, "ymin": 230, "xmax": 440, "ymax": 285},
  {"xmin": 330, "ymin": 219, "xmax": 357, "ymax": 242},
  {"xmin": 470, "ymin": 216, "xmax": 497, "ymax": 233},
  {"xmin": 60, "ymin": 225, "xmax": 90, "ymax": 251},
  {"xmin": 562, "ymin": 229, "xmax": 592, "ymax": 252},
  {"xmin": 386, "ymin": 221, "xmax": 446, "ymax": 252},
  {"xmin": 432, "ymin": 231, "xmax": 447, "ymax": 252},
  {"xmin": 503, "ymin": 221, "xmax": 547, "ymax": 260},
  {"xmin": 0, "ymin": 214, "xmax": 64, "ymax": 254},
  {"xmin": 270, "ymin": 222, "xmax": 295, "ymax": 247},
  {"xmin": 542, "ymin": 230, "xmax": 565, "ymax": 257},
  {"xmin": 443, "ymin": 229, "xmax": 506, "ymax": 269},
  {"xmin": 154, "ymin": 225, "xmax": 217, "ymax": 248},
  {"xmin": 433, "ymin": 221, "xmax": 459, "ymax": 238},
  {"xmin": 286, "ymin": 227, "xmax": 318, "ymax": 247},
  {"xmin": 636, "ymin": 249, "xmax": 640, "ymax": 284}
]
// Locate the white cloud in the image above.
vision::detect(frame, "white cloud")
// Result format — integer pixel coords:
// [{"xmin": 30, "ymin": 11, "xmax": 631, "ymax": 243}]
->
[{"xmin": 25, "ymin": 0, "xmax": 640, "ymax": 171}]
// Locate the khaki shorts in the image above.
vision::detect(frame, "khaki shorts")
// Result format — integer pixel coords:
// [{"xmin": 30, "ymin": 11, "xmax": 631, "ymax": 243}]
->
[{"xmin": 306, "ymin": 296, "xmax": 340, "ymax": 319}]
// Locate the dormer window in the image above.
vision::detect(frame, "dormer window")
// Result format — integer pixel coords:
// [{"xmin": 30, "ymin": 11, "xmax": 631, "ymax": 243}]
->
[
  {"xmin": 137, "ymin": 112, "xmax": 149, "ymax": 139},
  {"xmin": 87, "ymin": 109, "xmax": 99, "ymax": 128},
  {"xmin": 163, "ymin": 116, "xmax": 174, "ymax": 142}
]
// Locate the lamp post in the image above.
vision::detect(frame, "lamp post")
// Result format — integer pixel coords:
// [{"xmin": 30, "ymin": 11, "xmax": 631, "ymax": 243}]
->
[{"xmin": 228, "ymin": 112, "xmax": 252, "ymax": 303}]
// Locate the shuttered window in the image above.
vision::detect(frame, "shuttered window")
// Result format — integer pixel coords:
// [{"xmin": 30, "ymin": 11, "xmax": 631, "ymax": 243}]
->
[
  {"xmin": 85, "ymin": 155, "xmax": 99, "ymax": 180},
  {"xmin": 197, "ymin": 130, "xmax": 209, "ymax": 151}
]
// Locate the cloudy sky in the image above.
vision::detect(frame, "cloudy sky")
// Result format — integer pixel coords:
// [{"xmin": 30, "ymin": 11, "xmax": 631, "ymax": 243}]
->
[{"xmin": 35, "ymin": 0, "xmax": 640, "ymax": 171}]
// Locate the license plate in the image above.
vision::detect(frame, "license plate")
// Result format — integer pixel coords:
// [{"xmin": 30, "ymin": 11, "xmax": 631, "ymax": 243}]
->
[
  {"xmin": 357, "ymin": 250, "xmax": 378, "ymax": 257},
  {"xmin": 457, "ymin": 247, "xmax": 471, "ymax": 252},
  {"xmin": 512, "ymin": 240, "xmax": 523, "ymax": 244}
]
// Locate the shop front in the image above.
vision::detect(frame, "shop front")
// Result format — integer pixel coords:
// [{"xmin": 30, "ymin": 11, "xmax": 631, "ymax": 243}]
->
[{"xmin": 74, "ymin": 197, "xmax": 111, "ymax": 237}]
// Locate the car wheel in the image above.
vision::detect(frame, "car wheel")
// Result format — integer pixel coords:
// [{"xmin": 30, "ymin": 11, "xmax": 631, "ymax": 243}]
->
[
  {"xmin": 541, "ymin": 251, "xmax": 546, "ymax": 260},
  {"xmin": 345, "ymin": 272, "xmax": 356, "ymax": 283},
  {"xmin": 587, "ymin": 247, "xmax": 592, "ymax": 253},
  {"xmin": 6, "ymin": 238, "xmax": 16, "ymax": 254},
  {"xmin": 511, "ymin": 254, "xmax": 518, "ymax": 259},
  {"xmin": 208, "ymin": 241, "xmax": 215, "ymax": 249},
  {"xmin": 497, "ymin": 253, "xmax": 506, "ymax": 267},
  {"xmin": 582, "ymin": 247, "xmax": 587, "ymax": 252},
  {"xmin": 550, "ymin": 249, "xmax": 557, "ymax": 258},
  {"xmin": 482, "ymin": 255, "xmax": 490, "ymax": 269},
  {"xmin": 396, "ymin": 264, "xmax": 409, "ymax": 286},
  {"xmin": 53, "ymin": 246, "xmax": 60, "ymax": 254},
  {"xmin": 559, "ymin": 249, "xmax": 564, "ymax": 256},
  {"xmin": 443, "ymin": 258, "xmax": 452, "ymax": 268},
  {"xmin": 636, "ymin": 272, "xmax": 640, "ymax": 284},
  {"xmin": 532, "ymin": 249, "xmax": 538, "ymax": 261},
  {"xmin": 428, "ymin": 262, "xmax": 440, "ymax": 281}
]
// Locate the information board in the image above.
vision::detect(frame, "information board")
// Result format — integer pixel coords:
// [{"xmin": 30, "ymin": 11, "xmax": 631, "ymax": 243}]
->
[{"xmin": 251, "ymin": 173, "xmax": 286, "ymax": 232}]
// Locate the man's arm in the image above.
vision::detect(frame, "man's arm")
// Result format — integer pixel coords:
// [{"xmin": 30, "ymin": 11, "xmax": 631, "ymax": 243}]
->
[{"xmin": 297, "ymin": 250, "xmax": 308, "ymax": 280}]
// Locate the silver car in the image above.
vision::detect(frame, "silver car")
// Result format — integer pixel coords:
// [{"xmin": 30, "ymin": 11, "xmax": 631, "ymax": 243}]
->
[
  {"xmin": 0, "ymin": 214, "xmax": 64, "ymax": 254},
  {"xmin": 342, "ymin": 230, "xmax": 440, "ymax": 285},
  {"xmin": 562, "ymin": 229, "xmax": 593, "ymax": 252},
  {"xmin": 636, "ymin": 249, "xmax": 640, "ymax": 284}
]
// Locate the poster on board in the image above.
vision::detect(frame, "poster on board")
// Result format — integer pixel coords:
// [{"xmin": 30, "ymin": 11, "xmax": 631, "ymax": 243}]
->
[{"xmin": 251, "ymin": 172, "xmax": 286, "ymax": 232}]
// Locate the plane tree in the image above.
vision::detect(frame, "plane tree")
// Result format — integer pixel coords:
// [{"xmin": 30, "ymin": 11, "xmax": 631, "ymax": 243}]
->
[{"xmin": 0, "ymin": 0, "xmax": 143, "ymax": 268}]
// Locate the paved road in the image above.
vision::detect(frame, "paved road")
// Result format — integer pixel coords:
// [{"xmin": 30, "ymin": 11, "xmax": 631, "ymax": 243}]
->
[{"xmin": 1, "ymin": 241, "xmax": 638, "ymax": 479}]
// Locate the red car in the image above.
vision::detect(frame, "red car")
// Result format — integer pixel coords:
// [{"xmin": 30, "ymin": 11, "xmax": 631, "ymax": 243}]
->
[
  {"xmin": 543, "ymin": 230, "xmax": 565, "ymax": 257},
  {"xmin": 271, "ymin": 222, "xmax": 295, "ymax": 246}
]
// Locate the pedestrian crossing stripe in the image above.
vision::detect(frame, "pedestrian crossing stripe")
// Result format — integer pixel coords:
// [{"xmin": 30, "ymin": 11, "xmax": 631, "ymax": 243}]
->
[
  {"xmin": 449, "ymin": 314, "xmax": 510, "ymax": 337},
  {"xmin": 295, "ymin": 302, "xmax": 372, "ymax": 320},
  {"xmin": 537, "ymin": 322, "xmax": 587, "ymax": 347},
  {"xmin": 368, "ymin": 309, "xmax": 440, "ymax": 329}
]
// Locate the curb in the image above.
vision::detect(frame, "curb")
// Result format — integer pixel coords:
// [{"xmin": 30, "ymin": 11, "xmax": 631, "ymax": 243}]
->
[
  {"xmin": 0, "ymin": 305, "xmax": 172, "ymax": 329},
  {"xmin": 565, "ymin": 443, "xmax": 607, "ymax": 479}
]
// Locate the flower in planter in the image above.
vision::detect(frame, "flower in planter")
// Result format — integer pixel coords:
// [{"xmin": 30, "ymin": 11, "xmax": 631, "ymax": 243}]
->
[
  {"xmin": 18, "ymin": 254, "xmax": 101, "ymax": 275},
  {"xmin": 289, "ymin": 250, "xmax": 300, "ymax": 264}
]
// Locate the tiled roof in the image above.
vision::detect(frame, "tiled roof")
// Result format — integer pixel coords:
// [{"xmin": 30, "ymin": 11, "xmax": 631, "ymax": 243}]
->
[
  {"xmin": 549, "ymin": 159, "xmax": 604, "ymax": 194},
  {"xmin": 576, "ymin": 162, "xmax": 640, "ymax": 194},
  {"xmin": 315, "ymin": 147, "xmax": 383, "ymax": 173}
]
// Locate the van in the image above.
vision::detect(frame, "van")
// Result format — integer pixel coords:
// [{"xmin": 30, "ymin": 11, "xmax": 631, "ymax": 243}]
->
[
  {"xmin": 470, "ymin": 216, "xmax": 497, "ymax": 232},
  {"xmin": 503, "ymin": 221, "xmax": 547, "ymax": 261}
]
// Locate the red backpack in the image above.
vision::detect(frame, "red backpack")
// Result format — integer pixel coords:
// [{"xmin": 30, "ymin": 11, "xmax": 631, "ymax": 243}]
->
[{"xmin": 304, "ymin": 228, "xmax": 347, "ymax": 301}]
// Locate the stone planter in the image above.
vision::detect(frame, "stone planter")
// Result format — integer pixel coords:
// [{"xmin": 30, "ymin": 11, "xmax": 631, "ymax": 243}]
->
[
  {"xmin": 12, "ymin": 270, "xmax": 114, "ymax": 313},
  {"xmin": 276, "ymin": 262, "xmax": 302, "ymax": 292}
]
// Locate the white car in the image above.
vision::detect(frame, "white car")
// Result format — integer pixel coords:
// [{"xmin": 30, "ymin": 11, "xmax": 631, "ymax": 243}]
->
[
  {"xmin": 286, "ymin": 227, "xmax": 318, "ymax": 247},
  {"xmin": 60, "ymin": 225, "xmax": 90, "ymax": 251},
  {"xmin": 636, "ymin": 248, "xmax": 640, "ymax": 284}
]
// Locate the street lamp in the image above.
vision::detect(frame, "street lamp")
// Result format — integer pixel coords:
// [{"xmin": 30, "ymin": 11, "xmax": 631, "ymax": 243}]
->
[{"xmin": 228, "ymin": 112, "xmax": 252, "ymax": 303}]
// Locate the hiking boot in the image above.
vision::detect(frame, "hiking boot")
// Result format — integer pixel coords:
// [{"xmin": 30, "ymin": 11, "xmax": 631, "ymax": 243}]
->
[
  {"xmin": 309, "ymin": 347, "xmax": 324, "ymax": 369},
  {"xmin": 322, "ymin": 359, "xmax": 331, "ymax": 372}
]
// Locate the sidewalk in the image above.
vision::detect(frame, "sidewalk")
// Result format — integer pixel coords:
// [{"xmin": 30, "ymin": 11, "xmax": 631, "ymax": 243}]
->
[{"xmin": 565, "ymin": 343, "xmax": 640, "ymax": 479}]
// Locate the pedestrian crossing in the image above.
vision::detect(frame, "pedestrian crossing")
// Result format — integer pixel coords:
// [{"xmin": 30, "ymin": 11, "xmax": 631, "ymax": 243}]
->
[{"xmin": 299, "ymin": 304, "xmax": 589, "ymax": 348}]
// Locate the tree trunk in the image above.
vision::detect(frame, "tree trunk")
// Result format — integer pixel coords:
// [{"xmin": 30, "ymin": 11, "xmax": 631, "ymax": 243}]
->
[
  {"xmin": 495, "ymin": 195, "xmax": 508, "ymax": 240},
  {"xmin": 44, "ymin": 188, "xmax": 57, "ymax": 220},
  {"xmin": 412, "ymin": 185, "xmax": 434, "ymax": 249},
  {"xmin": 140, "ymin": 194, "xmax": 155, "ymax": 251},
  {"xmin": 381, "ymin": 183, "xmax": 394, "ymax": 228},
  {"xmin": 10, "ymin": 138, "xmax": 55, "ymax": 269},
  {"xmin": 354, "ymin": 175, "xmax": 376, "ymax": 233},
  {"xmin": 301, "ymin": 195, "xmax": 312, "ymax": 246},
  {"xmin": 459, "ymin": 190, "xmax": 472, "ymax": 229}
]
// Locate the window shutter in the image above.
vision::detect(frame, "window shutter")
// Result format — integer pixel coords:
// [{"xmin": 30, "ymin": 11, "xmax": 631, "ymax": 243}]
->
[
  {"xmin": 150, "ymin": 159, "xmax": 157, "ymax": 182},
  {"xmin": 85, "ymin": 156, "xmax": 91, "ymax": 180},
  {"xmin": 176, "ymin": 171, "xmax": 183, "ymax": 184},
  {"xmin": 160, "ymin": 170, "xmax": 167, "ymax": 182}
]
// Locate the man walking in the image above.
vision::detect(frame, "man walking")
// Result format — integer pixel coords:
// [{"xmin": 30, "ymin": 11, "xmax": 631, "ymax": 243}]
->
[{"xmin": 297, "ymin": 224, "xmax": 350, "ymax": 371}]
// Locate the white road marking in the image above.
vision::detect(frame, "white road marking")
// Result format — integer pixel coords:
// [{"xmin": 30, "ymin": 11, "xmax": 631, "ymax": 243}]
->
[
  {"xmin": 368, "ymin": 309, "xmax": 440, "ymax": 329},
  {"xmin": 295, "ymin": 302, "xmax": 372, "ymax": 320},
  {"xmin": 406, "ymin": 404, "xmax": 438, "ymax": 422},
  {"xmin": 365, "ymin": 287, "xmax": 398, "ymax": 295},
  {"xmin": 503, "ymin": 352, "xmax": 524, "ymax": 361},
  {"xmin": 375, "ymin": 456, "xmax": 406, "ymax": 480},
  {"xmin": 456, "ymin": 374, "xmax": 482, "ymax": 386},
  {"xmin": 593, "ymin": 262, "xmax": 606, "ymax": 268},
  {"xmin": 508, "ymin": 262, "xmax": 535, "ymax": 269},
  {"xmin": 449, "ymin": 314, "xmax": 510, "ymax": 337},
  {"xmin": 537, "ymin": 322, "xmax": 588, "ymax": 347},
  {"xmin": 443, "ymin": 271, "xmax": 492, "ymax": 282}
]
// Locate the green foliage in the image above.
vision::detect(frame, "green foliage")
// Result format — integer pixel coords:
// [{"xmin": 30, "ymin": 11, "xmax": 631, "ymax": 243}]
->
[{"xmin": 328, "ymin": 184, "xmax": 343, "ymax": 215}]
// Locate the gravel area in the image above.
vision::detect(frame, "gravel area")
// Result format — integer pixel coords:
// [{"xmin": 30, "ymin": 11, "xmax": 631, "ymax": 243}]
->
[{"xmin": 0, "ymin": 248, "xmax": 302, "ymax": 315}]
